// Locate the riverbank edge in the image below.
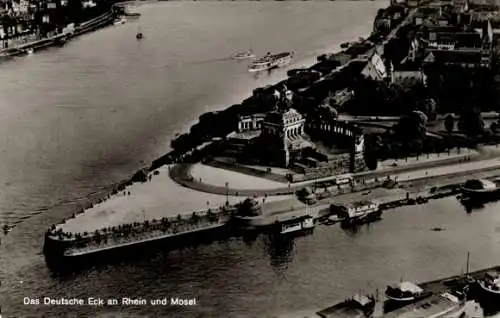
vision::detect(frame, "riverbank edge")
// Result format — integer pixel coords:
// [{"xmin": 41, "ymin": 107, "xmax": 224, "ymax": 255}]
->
[
  {"xmin": 43, "ymin": 158, "xmax": 500, "ymax": 262},
  {"xmin": 0, "ymin": 5, "xmax": 120, "ymax": 59}
]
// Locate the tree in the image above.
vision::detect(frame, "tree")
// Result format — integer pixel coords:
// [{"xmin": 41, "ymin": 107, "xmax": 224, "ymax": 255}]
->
[
  {"xmin": 236, "ymin": 198, "xmax": 262, "ymax": 217},
  {"xmin": 417, "ymin": 99, "xmax": 437, "ymax": 122},
  {"xmin": 490, "ymin": 122, "xmax": 498, "ymax": 134},
  {"xmin": 396, "ymin": 110, "xmax": 428, "ymax": 141},
  {"xmin": 444, "ymin": 114, "xmax": 455, "ymax": 134},
  {"xmin": 365, "ymin": 151, "xmax": 379, "ymax": 170},
  {"xmin": 458, "ymin": 108, "xmax": 484, "ymax": 137}
]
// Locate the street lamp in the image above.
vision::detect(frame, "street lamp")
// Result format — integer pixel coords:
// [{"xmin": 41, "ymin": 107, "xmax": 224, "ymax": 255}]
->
[{"xmin": 225, "ymin": 182, "xmax": 229, "ymax": 206}]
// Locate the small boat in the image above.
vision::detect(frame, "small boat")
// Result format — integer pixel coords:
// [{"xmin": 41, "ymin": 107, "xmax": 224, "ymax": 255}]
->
[
  {"xmin": 248, "ymin": 52, "xmax": 294, "ymax": 72},
  {"xmin": 273, "ymin": 215, "xmax": 314, "ymax": 235},
  {"xmin": 231, "ymin": 49, "xmax": 256, "ymax": 60},
  {"xmin": 431, "ymin": 227, "xmax": 445, "ymax": 231},
  {"xmin": 25, "ymin": 48, "xmax": 34, "ymax": 55},
  {"xmin": 124, "ymin": 12, "xmax": 141, "ymax": 18},
  {"xmin": 316, "ymin": 294, "xmax": 376, "ymax": 317},
  {"xmin": 385, "ymin": 281, "xmax": 430, "ymax": 303}
]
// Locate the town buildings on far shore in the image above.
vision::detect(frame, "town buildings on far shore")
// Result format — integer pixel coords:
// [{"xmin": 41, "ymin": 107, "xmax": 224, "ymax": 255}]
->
[
  {"xmin": 362, "ymin": 0, "xmax": 497, "ymax": 87},
  {"xmin": 0, "ymin": 0, "xmax": 98, "ymax": 49}
]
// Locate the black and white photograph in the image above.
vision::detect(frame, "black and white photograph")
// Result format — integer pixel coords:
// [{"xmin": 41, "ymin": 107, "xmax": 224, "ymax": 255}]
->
[{"xmin": 4, "ymin": 0, "xmax": 500, "ymax": 316}]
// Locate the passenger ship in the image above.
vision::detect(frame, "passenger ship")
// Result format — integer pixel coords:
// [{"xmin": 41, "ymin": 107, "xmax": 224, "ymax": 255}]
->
[
  {"xmin": 273, "ymin": 215, "xmax": 315, "ymax": 236},
  {"xmin": 248, "ymin": 52, "xmax": 294, "ymax": 72}
]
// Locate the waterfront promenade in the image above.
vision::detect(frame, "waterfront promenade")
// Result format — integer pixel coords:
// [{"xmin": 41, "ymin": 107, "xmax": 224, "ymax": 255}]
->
[{"xmin": 170, "ymin": 148, "xmax": 486, "ymax": 196}]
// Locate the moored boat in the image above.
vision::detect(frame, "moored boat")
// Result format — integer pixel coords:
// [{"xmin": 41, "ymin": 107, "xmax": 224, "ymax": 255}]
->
[
  {"xmin": 330, "ymin": 199, "xmax": 382, "ymax": 226},
  {"xmin": 461, "ymin": 179, "xmax": 500, "ymax": 201},
  {"xmin": 387, "ymin": 292, "xmax": 483, "ymax": 318},
  {"xmin": 248, "ymin": 51, "xmax": 293, "ymax": 72},
  {"xmin": 477, "ymin": 271, "xmax": 500, "ymax": 296},
  {"xmin": 272, "ymin": 215, "xmax": 314, "ymax": 236},
  {"xmin": 316, "ymin": 294, "xmax": 376, "ymax": 318},
  {"xmin": 124, "ymin": 12, "xmax": 141, "ymax": 18},
  {"xmin": 385, "ymin": 281, "xmax": 431, "ymax": 303}
]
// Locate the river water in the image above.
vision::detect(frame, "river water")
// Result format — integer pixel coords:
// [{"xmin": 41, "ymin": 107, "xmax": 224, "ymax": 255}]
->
[{"xmin": 4, "ymin": 1, "xmax": 500, "ymax": 317}]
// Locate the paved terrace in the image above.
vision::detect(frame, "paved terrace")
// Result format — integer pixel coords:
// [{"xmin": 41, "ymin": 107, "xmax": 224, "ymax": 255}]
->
[{"xmin": 58, "ymin": 165, "xmax": 292, "ymax": 234}]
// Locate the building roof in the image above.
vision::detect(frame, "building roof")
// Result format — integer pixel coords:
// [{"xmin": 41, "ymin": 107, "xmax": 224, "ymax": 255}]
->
[
  {"xmin": 424, "ymin": 49, "xmax": 482, "ymax": 64},
  {"xmin": 424, "ymin": 25, "xmax": 459, "ymax": 33},
  {"xmin": 264, "ymin": 108, "xmax": 304, "ymax": 126},
  {"xmin": 429, "ymin": 32, "xmax": 481, "ymax": 47}
]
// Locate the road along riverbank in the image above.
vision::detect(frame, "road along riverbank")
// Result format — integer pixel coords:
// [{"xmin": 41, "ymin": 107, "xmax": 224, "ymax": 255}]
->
[{"xmin": 169, "ymin": 149, "xmax": 494, "ymax": 197}]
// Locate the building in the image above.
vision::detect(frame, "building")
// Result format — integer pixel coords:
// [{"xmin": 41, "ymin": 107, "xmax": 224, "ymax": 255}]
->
[
  {"xmin": 259, "ymin": 107, "xmax": 313, "ymax": 167},
  {"xmin": 391, "ymin": 68, "xmax": 424, "ymax": 86},
  {"xmin": 423, "ymin": 48, "xmax": 491, "ymax": 68},
  {"xmin": 361, "ymin": 50, "xmax": 390, "ymax": 81},
  {"xmin": 427, "ymin": 32, "xmax": 482, "ymax": 50},
  {"xmin": 236, "ymin": 114, "xmax": 265, "ymax": 133}
]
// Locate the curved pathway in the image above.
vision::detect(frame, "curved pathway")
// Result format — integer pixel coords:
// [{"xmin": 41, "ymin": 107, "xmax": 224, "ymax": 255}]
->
[{"xmin": 168, "ymin": 149, "xmax": 499, "ymax": 197}]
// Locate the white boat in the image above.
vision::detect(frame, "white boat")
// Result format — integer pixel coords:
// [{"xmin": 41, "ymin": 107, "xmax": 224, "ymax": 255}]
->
[
  {"xmin": 231, "ymin": 49, "xmax": 256, "ymax": 60},
  {"xmin": 477, "ymin": 271, "xmax": 500, "ymax": 295},
  {"xmin": 25, "ymin": 48, "xmax": 34, "ymax": 55},
  {"xmin": 275, "ymin": 215, "xmax": 314, "ymax": 235},
  {"xmin": 331, "ymin": 199, "xmax": 382, "ymax": 224},
  {"xmin": 248, "ymin": 52, "xmax": 293, "ymax": 72}
]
